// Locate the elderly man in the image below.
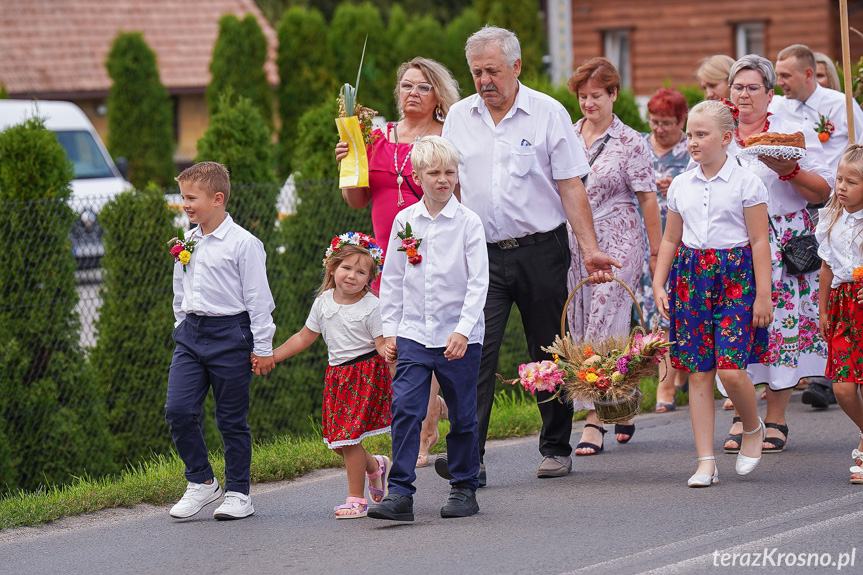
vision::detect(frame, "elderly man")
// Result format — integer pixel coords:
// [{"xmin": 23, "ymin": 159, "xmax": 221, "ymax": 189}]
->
[
  {"xmin": 771, "ymin": 44, "xmax": 863, "ymax": 173},
  {"xmin": 770, "ymin": 44, "xmax": 860, "ymax": 409},
  {"xmin": 436, "ymin": 26, "xmax": 619, "ymax": 483}
]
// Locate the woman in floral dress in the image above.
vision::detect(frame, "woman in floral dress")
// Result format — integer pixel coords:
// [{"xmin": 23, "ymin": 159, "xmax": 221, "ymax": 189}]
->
[
  {"xmin": 636, "ymin": 88, "xmax": 691, "ymax": 413},
  {"xmin": 566, "ymin": 58, "xmax": 663, "ymax": 454},
  {"xmin": 722, "ymin": 55, "xmax": 832, "ymax": 454}
]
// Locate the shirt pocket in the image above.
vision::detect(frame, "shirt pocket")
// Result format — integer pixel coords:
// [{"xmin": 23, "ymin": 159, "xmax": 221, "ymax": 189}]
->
[{"xmin": 509, "ymin": 146, "xmax": 537, "ymax": 178}]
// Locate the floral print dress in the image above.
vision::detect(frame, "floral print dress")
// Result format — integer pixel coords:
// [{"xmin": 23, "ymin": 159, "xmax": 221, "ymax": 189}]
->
[
  {"xmin": 728, "ymin": 115, "xmax": 832, "ymax": 391},
  {"xmin": 567, "ymin": 116, "xmax": 657, "ymax": 411},
  {"xmin": 635, "ymin": 131, "xmax": 689, "ymax": 329}
]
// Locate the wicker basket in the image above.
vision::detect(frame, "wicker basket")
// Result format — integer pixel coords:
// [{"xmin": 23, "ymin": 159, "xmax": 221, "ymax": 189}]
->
[{"xmin": 562, "ymin": 277, "xmax": 646, "ymax": 424}]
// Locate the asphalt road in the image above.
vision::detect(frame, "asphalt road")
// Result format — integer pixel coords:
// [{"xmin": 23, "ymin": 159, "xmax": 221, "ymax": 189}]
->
[{"xmin": 2, "ymin": 394, "xmax": 862, "ymax": 575}]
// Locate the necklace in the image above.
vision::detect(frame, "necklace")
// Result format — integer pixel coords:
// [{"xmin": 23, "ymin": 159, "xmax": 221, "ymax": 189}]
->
[
  {"xmin": 735, "ymin": 113, "xmax": 771, "ymax": 148},
  {"xmin": 392, "ymin": 120, "xmax": 435, "ymax": 207}
]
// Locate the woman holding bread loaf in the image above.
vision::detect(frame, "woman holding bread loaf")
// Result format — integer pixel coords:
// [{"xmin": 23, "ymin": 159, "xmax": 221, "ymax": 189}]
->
[{"xmin": 721, "ymin": 55, "xmax": 833, "ymax": 455}]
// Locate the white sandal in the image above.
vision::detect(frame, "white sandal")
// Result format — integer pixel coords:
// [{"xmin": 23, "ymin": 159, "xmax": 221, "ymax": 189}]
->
[
  {"xmin": 688, "ymin": 455, "xmax": 718, "ymax": 487},
  {"xmin": 851, "ymin": 432, "xmax": 863, "ymax": 484}
]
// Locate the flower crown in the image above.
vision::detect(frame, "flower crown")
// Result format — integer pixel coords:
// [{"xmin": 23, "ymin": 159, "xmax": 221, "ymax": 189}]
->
[{"xmin": 323, "ymin": 232, "xmax": 385, "ymax": 274}]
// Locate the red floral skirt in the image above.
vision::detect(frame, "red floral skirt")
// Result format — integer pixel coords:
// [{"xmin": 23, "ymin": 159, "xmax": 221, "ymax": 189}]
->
[
  {"xmin": 825, "ymin": 282, "xmax": 863, "ymax": 383},
  {"xmin": 322, "ymin": 353, "xmax": 392, "ymax": 448}
]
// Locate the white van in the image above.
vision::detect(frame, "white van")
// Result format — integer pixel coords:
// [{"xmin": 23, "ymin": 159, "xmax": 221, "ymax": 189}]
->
[{"xmin": 0, "ymin": 99, "xmax": 132, "ymax": 268}]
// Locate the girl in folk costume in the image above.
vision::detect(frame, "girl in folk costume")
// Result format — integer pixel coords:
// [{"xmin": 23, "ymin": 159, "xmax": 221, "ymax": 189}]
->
[
  {"xmin": 815, "ymin": 144, "xmax": 863, "ymax": 484},
  {"xmin": 653, "ymin": 100, "xmax": 773, "ymax": 487},
  {"xmin": 255, "ymin": 233, "xmax": 392, "ymax": 517}
]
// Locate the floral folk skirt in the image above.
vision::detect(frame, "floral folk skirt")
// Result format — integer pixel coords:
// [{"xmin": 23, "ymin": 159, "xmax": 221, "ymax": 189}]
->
[
  {"xmin": 322, "ymin": 352, "xmax": 392, "ymax": 449},
  {"xmin": 668, "ymin": 245, "xmax": 769, "ymax": 372},
  {"xmin": 825, "ymin": 282, "xmax": 863, "ymax": 383},
  {"xmin": 746, "ymin": 209, "xmax": 827, "ymax": 390}
]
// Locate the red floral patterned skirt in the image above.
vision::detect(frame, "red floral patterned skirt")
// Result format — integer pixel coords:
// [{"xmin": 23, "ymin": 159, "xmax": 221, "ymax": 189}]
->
[
  {"xmin": 668, "ymin": 245, "xmax": 769, "ymax": 372},
  {"xmin": 825, "ymin": 282, "xmax": 863, "ymax": 383},
  {"xmin": 322, "ymin": 352, "xmax": 392, "ymax": 448}
]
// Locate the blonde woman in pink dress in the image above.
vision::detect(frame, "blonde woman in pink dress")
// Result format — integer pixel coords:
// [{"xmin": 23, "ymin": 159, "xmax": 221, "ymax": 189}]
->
[
  {"xmin": 336, "ymin": 57, "xmax": 460, "ymax": 467},
  {"xmin": 566, "ymin": 58, "xmax": 663, "ymax": 454}
]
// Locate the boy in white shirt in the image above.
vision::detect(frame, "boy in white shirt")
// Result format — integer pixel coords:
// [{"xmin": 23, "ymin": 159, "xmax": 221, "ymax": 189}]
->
[
  {"xmin": 165, "ymin": 162, "xmax": 276, "ymax": 521},
  {"xmin": 371, "ymin": 136, "xmax": 489, "ymax": 521}
]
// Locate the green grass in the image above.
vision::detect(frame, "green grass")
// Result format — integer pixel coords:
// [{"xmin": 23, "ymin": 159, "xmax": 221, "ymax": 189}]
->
[{"xmin": 0, "ymin": 380, "xmax": 672, "ymax": 530}]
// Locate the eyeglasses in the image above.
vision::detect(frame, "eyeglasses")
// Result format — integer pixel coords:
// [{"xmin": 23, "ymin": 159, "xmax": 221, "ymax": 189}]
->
[
  {"xmin": 648, "ymin": 119, "xmax": 679, "ymax": 129},
  {"xmin": 730, "ymin": 84, "xmax": 764, "ymax": 95},
  {"xmin": 400, "ymin": 82, "xmax": 433, "ymax": 95}
]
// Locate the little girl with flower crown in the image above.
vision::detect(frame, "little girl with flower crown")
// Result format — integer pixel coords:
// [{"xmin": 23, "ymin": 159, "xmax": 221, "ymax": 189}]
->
[
  {"xmin": 653, "ymin": 100, "xmax": 773, "ymax": 487},
  {"xmin": 815, "ymin": 144, "xmax": 863, "ymax": 484},
  {"xmin": 254, "ymin": 232, "xmax": 392, "ymax": 518}
]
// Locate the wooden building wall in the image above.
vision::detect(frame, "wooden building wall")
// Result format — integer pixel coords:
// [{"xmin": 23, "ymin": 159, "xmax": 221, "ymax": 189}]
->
[{"xmin": 569, "ymin": 0, "xmax": 863, "ymax": 96}]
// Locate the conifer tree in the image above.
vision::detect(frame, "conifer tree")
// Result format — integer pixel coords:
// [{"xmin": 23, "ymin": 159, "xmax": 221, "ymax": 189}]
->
[
  {"xmin": 329, "ymin": 3, "xmax": 391, "ymax": 119},
  {"xmin": 90, "ymin": 187, "xmax": 176, "ymax": 466},
  {"xmin": 196, "ymin": 94, "xmax": 279, "ymax": 243},
  {"xmin": 0, "ymin": 119, "xmax": 114, "ymax": 492},
  {"xmin": 443, "ymin": 8, "xmax": 482, "ymax": 96},
  {"xmin": 207, "ymin": 14, "xmax": 274, "ymax": 129},
  {"xmin": 276, "ymin": 6, "xmax": 334, "ymax": 176},
  {"xmin": 105, "ymin": 32, "xmax": 175, "ymax": 188},
  {"xmin": 478, "ymin": 0, "xmax": 546, "ymax": 80}
]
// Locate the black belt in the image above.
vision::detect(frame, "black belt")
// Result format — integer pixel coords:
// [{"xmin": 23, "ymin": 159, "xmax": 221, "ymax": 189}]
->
[
  {"xmin": 488, "ymin": 223, "xmax": 565, "ymax": 250},
  {"xmin": 336, "ymin": 350, "xmax": 379, "ymax": 367}
]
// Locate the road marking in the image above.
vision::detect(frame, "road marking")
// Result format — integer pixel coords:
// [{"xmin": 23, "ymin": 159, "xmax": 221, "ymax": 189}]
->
[{"xmin": 562, "ymin": 492, "xmax": 863, "ymax": 575}]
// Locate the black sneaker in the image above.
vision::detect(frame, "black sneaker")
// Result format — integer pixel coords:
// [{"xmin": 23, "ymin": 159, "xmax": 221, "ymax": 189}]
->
[
  {"xmin": 434, "ymin": 454, "xmax": 453, "ymax": 480},
  {"xmin": 441, "ymin": 487, "xmax": 479, "ymax": 518},
  {"xmin": 436, "ymin": 455, "xmax": 486, "ymax": 487},
  {"xmin": 367, "ymin": 494, "xmax": 414, "ymax": 522}
]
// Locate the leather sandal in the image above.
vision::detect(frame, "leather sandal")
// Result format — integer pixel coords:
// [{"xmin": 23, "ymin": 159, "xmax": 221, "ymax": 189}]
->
[
  {"xmin": 575, "ymin": 423, "xmax": 606, "ymax": 456},
  {"xmin": 762, "ymin": 422, "xmax": 788, "ymax": 453},
  {"xmin": 724, "ymin": 416, "xmax": 743, "ymax": 454},
  {"xmin": 615, "ymin": 423, "xmax": 635, "ymax": 444}
]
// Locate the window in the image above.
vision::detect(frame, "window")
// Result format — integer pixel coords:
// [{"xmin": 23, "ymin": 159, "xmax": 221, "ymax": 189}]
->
[
  {"xmin": 604, "ymin": 29, "xmax": 632, "ymax": 88},
  {"xmin": 736, "ymin": 22, "xmax": 765, "ymax": 58}
]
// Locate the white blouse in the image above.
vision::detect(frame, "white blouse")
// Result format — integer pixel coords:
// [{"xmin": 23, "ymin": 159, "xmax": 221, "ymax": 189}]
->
[
  {"xmin": 305, "ymin": 290, "xmax": 382, "ymax": 366},
  {"xmin": 668, "ymin": 155, "xmax": 768, "ymax": 250},
  {"xmin": 727, "ymin": 115, "xmax": 834, "ymax": 217},
  {"xmin": 815, "ymin": 206, "xmax": 863, "ymax": 288}
]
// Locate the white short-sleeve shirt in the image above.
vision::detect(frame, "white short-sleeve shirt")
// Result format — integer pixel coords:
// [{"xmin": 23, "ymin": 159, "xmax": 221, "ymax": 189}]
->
[
  {"xmin": 668, "ymin": 155, "xmax": 768, "ymax": 250},
  {"xmin": 305, "ymin": 290, "xmax": 382, "ymax": 366},
  {"xmin": 815, "ymin": 206, "xmax": 863, "ymax": 288},
  {"xmin": 442, "ymin": 82, "xmax": 589, "ymax": 243}
]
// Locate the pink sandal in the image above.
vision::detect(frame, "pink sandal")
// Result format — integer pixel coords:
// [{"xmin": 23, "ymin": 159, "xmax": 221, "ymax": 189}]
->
[
  {"xmin": 334, "ymin": 497, "xmax": 368, "ymax": 519},
  {"xmin": 366, "ymin": 455, "xmax": 390, "ymax": 503}
]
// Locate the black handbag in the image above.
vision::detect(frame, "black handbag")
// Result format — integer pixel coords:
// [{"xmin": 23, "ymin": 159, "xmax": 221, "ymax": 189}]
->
[{"xmin": 767, "ymin": 217, "xmax": 821, "ymax": 276}]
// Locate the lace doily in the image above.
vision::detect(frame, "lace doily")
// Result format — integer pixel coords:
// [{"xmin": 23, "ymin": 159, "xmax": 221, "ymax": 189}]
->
[{"xmin": 738, "ymin": 145, "xmax": 806, "ymax": 164}]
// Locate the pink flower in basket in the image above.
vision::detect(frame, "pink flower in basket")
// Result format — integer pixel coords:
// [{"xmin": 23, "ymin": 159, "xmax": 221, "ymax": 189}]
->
[{"xmin": 517, "ymin": 360, "xmax": 565, "ymax": 394}]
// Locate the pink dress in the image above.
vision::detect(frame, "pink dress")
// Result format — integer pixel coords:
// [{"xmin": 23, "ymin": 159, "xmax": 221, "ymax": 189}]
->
[
  {"xmin": 567, "ymin": 116, "xmax": 657, "ymax": 409},
  {"xmin": 366, "ymin": 124, "xmax": 423, "ymax": 291}
]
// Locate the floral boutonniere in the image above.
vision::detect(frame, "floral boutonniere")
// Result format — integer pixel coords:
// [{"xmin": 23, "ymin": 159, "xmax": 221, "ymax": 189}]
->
[
  {"xmin": 853, "ymin": 266, "xmax": 863, "ymax": 283},
  {"xmin": 167, "ymin": 231, "xmax": 196, "ymax": 272},
  {"xmin": 397, "ymin": 222, "xmax": 423, "ymax": 265},
  {"xmin": 815, "ymin": 114, "xmax": 835, "ymax": 143}
]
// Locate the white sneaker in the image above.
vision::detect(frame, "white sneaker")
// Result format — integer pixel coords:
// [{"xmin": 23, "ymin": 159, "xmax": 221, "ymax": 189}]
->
[
  {"xmin": 169, "ymin": 480, "xmax": 223, "ymax": 518},
  {"xmin": 213, "ymin": 491, "xmax": 254, "ymax": 520}
]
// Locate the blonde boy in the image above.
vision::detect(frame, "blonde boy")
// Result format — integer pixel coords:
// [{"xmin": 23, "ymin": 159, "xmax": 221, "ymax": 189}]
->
[{"xmin": 372, "ymin": 136, "xmax": 489, "ymax": 521}]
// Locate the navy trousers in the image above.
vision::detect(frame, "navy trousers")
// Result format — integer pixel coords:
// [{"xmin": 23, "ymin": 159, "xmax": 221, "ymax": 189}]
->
[
  {"xmin": 389, "ymin": 337, "xmax": 481, "ymax": 495},
  {"xmin": 165, "ymin": 312, "xmax": 254, "ymax": 495}
]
